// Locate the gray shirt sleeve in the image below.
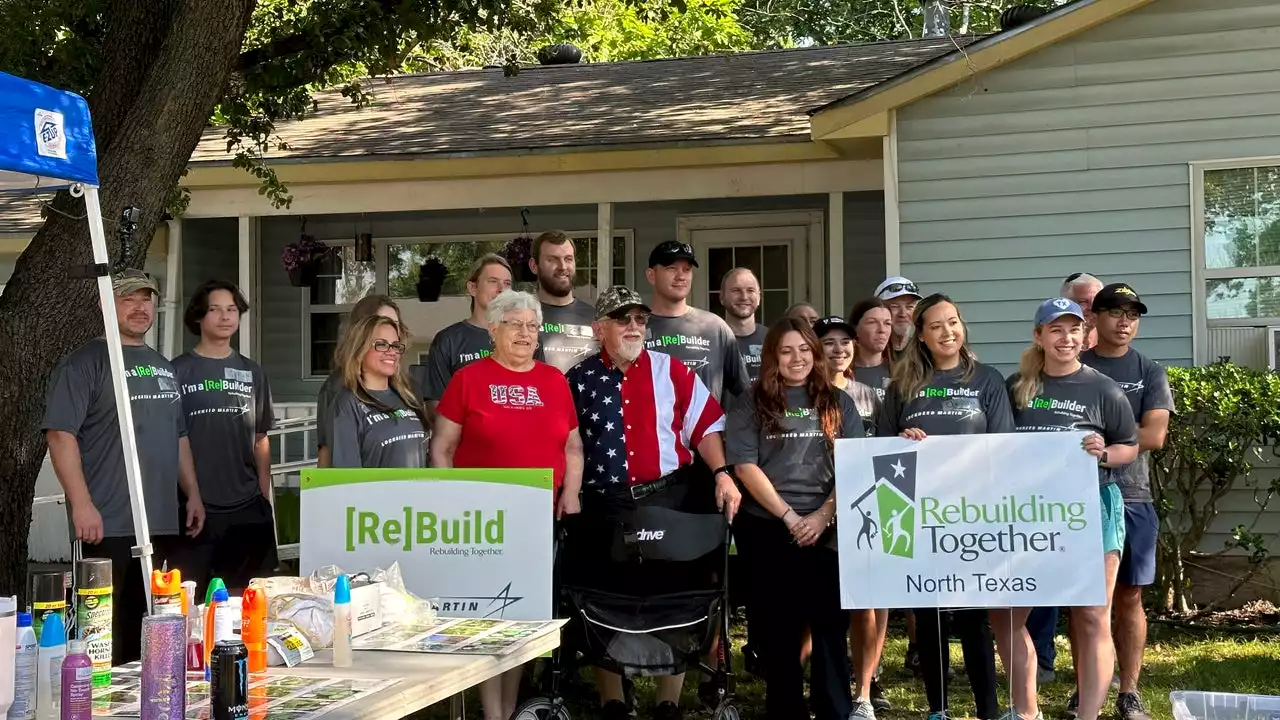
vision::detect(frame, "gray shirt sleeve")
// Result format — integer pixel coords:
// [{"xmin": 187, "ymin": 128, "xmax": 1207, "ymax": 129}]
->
[
  {"xmin": 1142, "ymin": 361, "xmax": 1174, "ymax": 417},
  {"xmin": 978, "ymin": 366, "xmax": 1017, "ymax": 434},
  {"xmin": 328, "ymin": 392, "xmax": 365, "ymax": 468},
  {"xmin": 256, "ymin": 366, "xmax": 274, "ymax": 435},
  {"xmin": 724, "ymin": 391, "xmax": 760, "ymax": 466},
  {"xmin": 42, "ymin": 352, "xmax": 99, "ymax": 435},
  {"xmin": 878, "ymin": 384, "xmax": 903, "ymax": 437},
  {"xmin": 423, "ymin": 334, "xmax": 454, "ymax": 401},
  {"xmin": 838, "ymin": 391, "xmax": 864, "ymax": 438},
  {"xmin": 316, "ymin": 374, "xmax": 338, "ymax": 448},
  {"xmin": 722, "ymin": 326, "xmax": 749, "ymax": 400},
  {"xmin": 1102, "ymin": 381, "xmax": 1139, "ymax": 447}
]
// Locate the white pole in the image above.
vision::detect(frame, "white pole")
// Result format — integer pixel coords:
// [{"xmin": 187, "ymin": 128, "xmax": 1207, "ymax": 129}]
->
[
  {"xmin": 596, "ymin": 203, "xmax": 614, "ymax": 296},
  {"xmin": 82, "ymin": 186, "xmax": 154, "ymax": 608},
  {"xmin": 237, "ymin": 216, "xmax": 254, "ymax": 358},
  {"xmin": 163, "ymin": 219, "xmax": 182, "ymax": 359}
]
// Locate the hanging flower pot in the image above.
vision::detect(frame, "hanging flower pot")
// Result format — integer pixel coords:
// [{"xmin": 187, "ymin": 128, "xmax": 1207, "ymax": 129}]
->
[
  {"xmin": 287, "ymin": 264, "xmax": 318, "ymax": 288},
  {"xmin": 501, "ymin": 235, "xmax": 537, "ymax": 284},
  {"xmin": 417, "ymin": 257, "xmax": 448, "ymax": 302},
  {"xmin": 282, "ymin": 235, "xmax": 328, "ymax": 288}
]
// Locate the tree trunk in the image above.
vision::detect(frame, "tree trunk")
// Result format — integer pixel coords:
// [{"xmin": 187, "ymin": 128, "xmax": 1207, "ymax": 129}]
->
[{"xmin": 0, "ymin": 0, "xmax": 256, "ymax": 603}]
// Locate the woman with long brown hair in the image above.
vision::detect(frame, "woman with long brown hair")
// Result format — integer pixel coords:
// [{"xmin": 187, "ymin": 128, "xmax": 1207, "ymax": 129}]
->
[
  {"xmin": 882, "ymin": 293, "xmax": 1013, "ymax": 720},
  {"xmin": 725, "ymin": 317, "xmax": 863, "ymax": 720},
  {"xmin": 317, "ymin": 294, "xmax": 402, "ymax": 467},
  {"xmin": 326, "ymin": 315, "xmax": 427, "ymax": 468}
]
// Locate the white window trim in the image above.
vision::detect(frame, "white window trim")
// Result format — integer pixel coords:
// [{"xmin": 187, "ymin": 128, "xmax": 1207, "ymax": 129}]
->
[
  {"xmin": 300, "ymin": 230, "xmax": 635, "ymax": 379},
  {"xmin": 1190, "ymin": 157, "xmax": 1280, "ymax": 365},
  {"xmin": 676, "ymin": 210, "xmax": 826, "ymax": 310}
]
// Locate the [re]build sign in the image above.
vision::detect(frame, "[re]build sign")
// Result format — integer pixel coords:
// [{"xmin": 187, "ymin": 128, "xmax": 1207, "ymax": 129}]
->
[
  {"xmin": 835, "ymin": 433, "xmax": 1106, "ymax": 609},
  {"xmin": 300, "ymin": 468, "xmax": 554, "ymax": 620}
]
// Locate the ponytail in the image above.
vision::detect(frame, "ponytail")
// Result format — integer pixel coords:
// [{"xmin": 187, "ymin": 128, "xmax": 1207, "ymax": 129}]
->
[{"xmin": 1011, "ymin": 344, "xmax": 1046, "ymax": 408}]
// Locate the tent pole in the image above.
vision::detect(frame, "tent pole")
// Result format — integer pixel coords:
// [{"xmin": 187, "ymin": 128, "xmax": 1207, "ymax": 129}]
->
[{"xmin": 82, "ymin": 185, "xmax": 154, "ymax": 609}]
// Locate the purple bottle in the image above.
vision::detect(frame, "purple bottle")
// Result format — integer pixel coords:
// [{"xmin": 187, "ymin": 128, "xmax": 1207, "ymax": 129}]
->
[{"xmin": 59, "ymin": 640, "xmax": 92, "ymax": 720}]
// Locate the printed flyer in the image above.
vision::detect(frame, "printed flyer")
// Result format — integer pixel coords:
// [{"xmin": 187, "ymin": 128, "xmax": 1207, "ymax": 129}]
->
[{"xmin": 353, "ymin": 617, "xmax": 566, "ymax": 655}]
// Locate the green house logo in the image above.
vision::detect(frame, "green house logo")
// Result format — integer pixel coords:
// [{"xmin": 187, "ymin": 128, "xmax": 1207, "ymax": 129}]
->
[{"xmin": 850, "ymin": 452, "xmax": 918, "ymax": 558}]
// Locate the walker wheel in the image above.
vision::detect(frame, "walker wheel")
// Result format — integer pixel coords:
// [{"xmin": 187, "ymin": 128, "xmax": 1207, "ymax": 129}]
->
[
  {"xmin": 511, "ymin": 696, "xmax": 571, "ymax": 720},
  {"xmin": 712, "ymin": 698, "xmax": 741, "ymax": 720}
]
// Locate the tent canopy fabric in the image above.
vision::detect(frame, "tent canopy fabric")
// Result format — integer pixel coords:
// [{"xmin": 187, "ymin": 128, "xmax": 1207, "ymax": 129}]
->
[{"xmin": 0, "ymin": 71, "xmax": 99, "ymax": 192}]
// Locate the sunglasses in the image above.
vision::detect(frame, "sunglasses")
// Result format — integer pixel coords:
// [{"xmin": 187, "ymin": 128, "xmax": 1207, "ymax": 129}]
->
[
  {"xmin": 372, "ymin": 339, "xmax": 407, "ymax": 354},
  {"xmin": 880, "ymin": 282, "xmax": 919, "ymax": 296},
  {"xmin": 608, "ymin": 312, "xmax": 650, "ymax": 327}
]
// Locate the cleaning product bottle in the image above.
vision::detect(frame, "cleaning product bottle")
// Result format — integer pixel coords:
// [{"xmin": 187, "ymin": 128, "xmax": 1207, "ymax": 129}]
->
[
  {"xmin": 9, "ymin": 612, "xmax": 37, "ymax": 720},
  {"xmin": 202, "ymin": 589, "xmax": 232, "ymax": 681},
  {"xmin": 184, "ymin": 595, "xmax": 204, "ymax": 673},
  {"xmin": 0, "ymin": 596, "xmax": 16, "ymax": 718},
  {"xmin": 149, "ymin": 565, "xmax": 182, "ymax": 616},
  {"xmin": 332, "ymin": 576, "xmax": 352, "ymax": 668},
  {"xmin": 59, "ymin": 641, "xmax": 91, "ymax": 720},
  {"xmin": 203, "ymin": 578, "xmax": 225, "ymax": 607},
  {"xmin": 34, "ymin": 614, "xmax": 65, "ymax": 720},
  {"xmin": 240, "ymin": 585, "xmax": 267, "ymax": 674}
]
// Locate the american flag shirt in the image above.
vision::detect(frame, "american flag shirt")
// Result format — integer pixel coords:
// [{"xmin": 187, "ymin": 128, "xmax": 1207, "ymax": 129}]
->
[{"xmin": 567, "ymin": 349, "xmax": 725, "ymax": 490}]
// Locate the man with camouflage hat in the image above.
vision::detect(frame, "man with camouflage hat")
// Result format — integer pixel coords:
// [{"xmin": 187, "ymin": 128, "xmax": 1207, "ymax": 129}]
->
[
  {"xmin": 566, "ymin": 285, "xmax": 741, "ymax": 720},
  {"xmin": 43, "ymin": 269, "xmax": 205, "ymax": 665}
]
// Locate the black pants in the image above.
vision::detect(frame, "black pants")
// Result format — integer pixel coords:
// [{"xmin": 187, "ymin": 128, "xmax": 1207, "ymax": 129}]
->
[
  {"xmin": 177, "ymin": 496, "xmax": 279, "ymax": 603},
  {"xmin": 80, "ymin": 535, "xmax": 180, "ymax": 666},
  {"xmin": 735, "ymin": 513, "xmax": 852, "ymax": 720},
  {"xmin": 914, "ymin": 608, "xmax": 999, "ymax": 719}
]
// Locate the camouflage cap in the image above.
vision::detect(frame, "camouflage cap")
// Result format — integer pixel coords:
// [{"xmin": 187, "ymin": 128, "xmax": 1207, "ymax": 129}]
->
[
  {"xmin": 111, "ymin": 269, "xmax": 159, "ymax": 297},
  {"xmin": 594, "ymin": 285, "xmax": 650, "ymax": 320}
]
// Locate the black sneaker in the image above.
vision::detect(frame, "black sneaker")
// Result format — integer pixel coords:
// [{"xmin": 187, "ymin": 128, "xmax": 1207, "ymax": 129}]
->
[
  {"xmin": 602, "ymin": 700, "xmax": 631, "ymax": 720},
  {"xmin": 1117, "ymin": 692, "xmax": 1151, "ymax": 720},
  {"xmin": 652, "ymin": 700, "xmax": 683, "ymax": 720},
  {"xmin": 870, "ymin": 679, "xmax": 892, "ymax": 711},
  {"xmin": 1066, "ymin": 690, "xmax": 1080, "ymax": 719},
  {"xmin": 905, "ymin": 644, "xmax": 922, "ymax": 678}
]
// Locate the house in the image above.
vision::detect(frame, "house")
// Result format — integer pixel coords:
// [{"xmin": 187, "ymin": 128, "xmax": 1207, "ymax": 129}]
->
[{"xmin": 10, "ymin": 0, "xmax": 1280, "ymax": 599}]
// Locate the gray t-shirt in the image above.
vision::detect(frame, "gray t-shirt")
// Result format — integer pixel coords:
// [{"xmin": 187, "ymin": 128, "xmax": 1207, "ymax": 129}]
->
[
  {"xmin": 1007, "ymin": 365, "xmax": 1139, "ymax": 487},
  {"xmin": 842, "ymin": 380, "xmax": 883, "ymax": 437},
  {"xmin": 316, "ymin": 371, "xmax": 343, "ymax": 448},
  {"xmin": 172, "ymin": 351, "xmax": 274, "ymax": 511},
  {"xmin": 735, "ymin": 325, "xmax": 767, "ymax": 385},
  {"xmin": 880, "ymin": 363, "xmax": 1015, "ymax": 437},
  {"xmin": 646, "ymin": 307, "xmax": 749, "ymax": 405},
  {"xmin": 540, "ymin": 299, "xmax": 598, "ymax": 374},
  {"xmin": 422, "ymin": 320, "xmax": 545, "ymax": 400},
  {"xmin": 853, "ymin": 363, "xmax": 892, "ymax": 403},
  {"xmin": 329, "ymin": 388, "xmax": 427, "ymax": 468},
  {"xmin": 42, "ymin": 340, "xmax": 184, "ymax": 537},
  {"xmin": 1080, "ymin": 348, "xmax": 1174, "ymax": 503},
  {"xmin": 726, "ymin": 386, "xmax": 862, "ymax": 520}
]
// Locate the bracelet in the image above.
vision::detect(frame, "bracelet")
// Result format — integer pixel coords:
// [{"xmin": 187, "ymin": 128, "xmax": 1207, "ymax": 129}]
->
[
  {"xmin": 781, "ymin": 508, "xmax": 796, "ymax": 523},
  {"xmin": 713, "ymin": 465, "xmax": 733, "ymax": 478}
]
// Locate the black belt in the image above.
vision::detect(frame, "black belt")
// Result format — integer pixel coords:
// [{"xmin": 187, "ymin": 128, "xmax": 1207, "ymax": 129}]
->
[{"xmin": 630, "ymin": 472, "xmax": 680, "ymax": 500}]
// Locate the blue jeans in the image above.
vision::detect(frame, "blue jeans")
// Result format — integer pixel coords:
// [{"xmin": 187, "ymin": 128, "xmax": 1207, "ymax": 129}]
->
[{"xmin": 1026, "ymin": 607, "xmax": 1058, "ymax": 671}]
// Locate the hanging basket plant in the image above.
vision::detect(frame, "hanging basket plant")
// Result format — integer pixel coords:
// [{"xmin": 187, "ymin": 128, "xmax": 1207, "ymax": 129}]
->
[
  {"xmin": 501, "ymin": 235, "xmax": 537, "ymax": 284},
  {"xmin": 282, "ymin": 234, "xmax": 328, "ymax": 288},
  {"xmin": 417, "ymin": 256, "xmax": 448, "ymax": 302}
]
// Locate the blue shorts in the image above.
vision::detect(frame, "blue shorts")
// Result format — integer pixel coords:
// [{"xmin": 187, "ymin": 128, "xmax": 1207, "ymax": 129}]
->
[
  {"xmin": 1100, "ymin": 484, "xmax": 1126, "ymax": 555},
  {"xmin": 1117, "ymin": 501, "xmax": 1159, "ymax": 586}
]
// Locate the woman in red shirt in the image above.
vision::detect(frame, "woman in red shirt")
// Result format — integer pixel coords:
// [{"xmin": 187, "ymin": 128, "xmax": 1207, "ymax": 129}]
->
[{"xmin": 432, "ymin": 289, "xmax": 583, "ymax": 720}]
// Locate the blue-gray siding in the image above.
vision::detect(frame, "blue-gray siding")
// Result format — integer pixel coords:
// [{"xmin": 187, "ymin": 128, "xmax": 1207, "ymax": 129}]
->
[
  {"xmin": 179, "ymin": 218, "xmax": 240, "ymax": 354},
  {"xmin": 896, "ymin": 0, "xmax": 1280, "ymax": 371}
]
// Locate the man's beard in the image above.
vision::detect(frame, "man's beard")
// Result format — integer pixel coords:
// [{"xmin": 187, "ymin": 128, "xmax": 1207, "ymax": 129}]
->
[
  {"xmin": 726, "ymin": 304, "xmax": 757, "ymax": 320},
  {"xmin": 892, "ymin": 323, "xmax": 914, "ymax": 349},
  {"xmin": 538, "ymin": 271, "xmax": 573, "ymax": 298},
  {"xmin": 612, "ymin": 338, "xmax": 644, "ymax": 363}
]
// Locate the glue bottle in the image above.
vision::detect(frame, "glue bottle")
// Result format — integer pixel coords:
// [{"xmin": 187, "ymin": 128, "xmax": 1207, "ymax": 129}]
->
[
  {"xmin": 240, "ymin": 585, "xmax": 267, "ymax": 674},
  {"xmin": 34, "ymin": 614, "xmax": 65, "ymax": 720},
  {"xmin": 332, "ymin": 576, "xmax": 352, "ymax": 668},
  {"xmin": 149, "ymin": 565, "xmax": 182, "ymax": 616},
  {"xmin": 9, "ymin": 612, "xmax": 37, "ymax": 720}
]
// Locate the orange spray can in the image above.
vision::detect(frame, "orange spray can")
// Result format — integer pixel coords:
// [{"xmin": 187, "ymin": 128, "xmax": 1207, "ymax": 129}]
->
[
  {"xmin": 241, "ymin": 584, "xmax": 268, "ymax": 673},
  {"xmin": 150, "ymin": 565, "xmax": 183, "ymax": 615}
]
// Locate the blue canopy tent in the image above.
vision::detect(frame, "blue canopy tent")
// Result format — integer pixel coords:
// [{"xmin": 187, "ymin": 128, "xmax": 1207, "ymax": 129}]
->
[{"xmin": 0, "ymin": 71, "xmax": 155, "ymax": 606}]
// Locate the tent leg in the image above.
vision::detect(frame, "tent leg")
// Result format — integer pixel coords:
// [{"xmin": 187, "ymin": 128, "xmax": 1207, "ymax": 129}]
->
[{"xmin": 82, "ymin": 185, "xmax": 154, "ymax": 611}]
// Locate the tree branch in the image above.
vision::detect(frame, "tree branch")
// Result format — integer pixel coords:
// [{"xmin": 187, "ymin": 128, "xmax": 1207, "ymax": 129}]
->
[{"xmin": 233, "ymin": 0, "xmax": 403, "ymax": 72}]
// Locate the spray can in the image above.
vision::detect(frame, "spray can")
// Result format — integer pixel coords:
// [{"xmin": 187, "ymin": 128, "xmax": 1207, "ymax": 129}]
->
[
  {"xmin": 149, "ymin": 566, "xmax": 182, "ymax": 617},
  {"xmin": 59, "ymin": 640, "xmax": 92, "ymax": 720},
  {"xmin": 9, "ymin": 612, "xmax": 36, "ymax": 720},
  {"xmin": 28, "ymin": 575, "xmax": 65, "ymax": 644},
  {"xmin": 74, "ymin": 558, "xmax": 112, "ymax": 688},
  {"xmin": 140, "ymin": 615, "xmax": 185, "ymax": 720},
  {"xmin": 209, "ymin": 641, "xmax": 247, "ymax": 720},
  {"xmin": 239, "ymin": 586, "xmax": 267, "ymax": 674}
]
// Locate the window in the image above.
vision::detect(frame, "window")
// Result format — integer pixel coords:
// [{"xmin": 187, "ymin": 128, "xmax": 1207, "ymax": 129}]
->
[
  {"xmin": 1201, "ymin": 165, "xmax": 1280, "ymax": 321},
  {"xmin": 303, "ymin": 246, "xmax": 376, "ymax": 377},
  {"xmin": 571, "ymin": 235, "xmax": 629, "ymax": 299}
]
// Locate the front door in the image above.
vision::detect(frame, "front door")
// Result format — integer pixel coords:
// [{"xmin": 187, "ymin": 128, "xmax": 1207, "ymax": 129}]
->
[{"xmin": 691, "ymin": 225, "xmax": 810, "ymax": 325}]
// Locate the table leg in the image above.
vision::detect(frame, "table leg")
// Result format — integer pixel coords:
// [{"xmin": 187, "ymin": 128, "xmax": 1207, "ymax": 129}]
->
[{"xmin": 449, "ymin": 692, "xmax": 464, "ymax": 719}]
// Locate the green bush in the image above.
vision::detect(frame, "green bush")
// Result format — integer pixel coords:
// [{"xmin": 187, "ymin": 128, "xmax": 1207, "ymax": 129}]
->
[{"xmin": 1151, "ymin": 361, "xmax": 1280, "ymax": 613}]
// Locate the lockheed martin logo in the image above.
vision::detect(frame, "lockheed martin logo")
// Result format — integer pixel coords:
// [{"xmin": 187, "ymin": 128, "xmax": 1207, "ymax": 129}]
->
[
  {"xmin": 849, "ymin": 452, "xmax": 918, "ymax": 558},
  {"xmin": 435, "ymin": 582, "xmax": 524, "ymax": 618}
]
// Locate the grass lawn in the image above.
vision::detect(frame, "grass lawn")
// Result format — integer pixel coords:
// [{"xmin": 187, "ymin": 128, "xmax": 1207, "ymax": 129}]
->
[{"xmin": 415, "ymin": 618, "xmax": 1279, "ymax": 719}]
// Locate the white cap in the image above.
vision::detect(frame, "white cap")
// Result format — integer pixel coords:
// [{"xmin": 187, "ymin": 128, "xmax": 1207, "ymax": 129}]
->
[{"xmin": 874, "ymin": 276, "xmax": 922, "ymax": 301}]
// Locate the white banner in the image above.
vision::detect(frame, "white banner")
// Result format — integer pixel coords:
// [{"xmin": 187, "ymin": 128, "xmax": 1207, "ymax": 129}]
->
[
  {"xmin": 835, "ymin": 433, "xmax": 1106, "ymax": 609},
  {"xmin": 300, "ymin": 468, "xmax": 553, "ymax": 620}
]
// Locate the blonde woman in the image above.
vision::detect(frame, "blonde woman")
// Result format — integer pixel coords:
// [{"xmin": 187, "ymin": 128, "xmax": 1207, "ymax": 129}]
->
[
  {"xmin": 880, "ymin": 293, "xmax": 1011, "ymax": 720},
  {"xmin": 326, "ymin": 315, "xmax": 427, "ymax": 468},
  {"xmin": 1001, "ymin": 298, "xmax": 1138, "ymax": 720},
  {"xmin": 317, "ymin": 294, "xmax": 402, "ymax": 467}
]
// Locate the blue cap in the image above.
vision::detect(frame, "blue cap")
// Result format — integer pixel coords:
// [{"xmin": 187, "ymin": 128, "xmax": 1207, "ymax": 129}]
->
[
  {"xmin": 212, "ymin": 588, "xmax": 229, "ymax": 603},
  {"xmin": 39, "ymin": 612, "xmax": 65, "ymax": 647},
  {"xmin": 334, "ymin": 575, "xmax": 351, "ymax": 605},
  {"xmin": 1035, "ymin": 297, "xmax": 1085, "ymax": 326},
  {"xmin": 17, "ymin": 612, "xmax": 31, "ymax": 628}
]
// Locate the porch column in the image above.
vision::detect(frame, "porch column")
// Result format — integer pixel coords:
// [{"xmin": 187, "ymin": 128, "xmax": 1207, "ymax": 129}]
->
[
  {"xmin": 163, "ymin": 219, "xmax": 183, "ymax": 358},
  {"xmin": 237, "ymin": 215, "xmax": 258, "ymax": 358},
  {"xmin": 828, "ymin": 192, "xmax": 844, "ymax": 316},
  {"xmin": 596, "ymin": 202, "xmax": 614, "ymax": 295},
  {"xmin": 883, "ymin": 111, "xmax": 902, "ymax": 276}
]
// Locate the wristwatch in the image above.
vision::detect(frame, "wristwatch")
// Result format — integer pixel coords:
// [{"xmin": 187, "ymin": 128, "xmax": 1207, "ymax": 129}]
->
[
  {"xmin": 713, "ymin": 465, "xmax": 734, "ymax": 479},
  {"xmin": 1098, "ymin": 450, "xmax": 1109, "ymax": 466}
]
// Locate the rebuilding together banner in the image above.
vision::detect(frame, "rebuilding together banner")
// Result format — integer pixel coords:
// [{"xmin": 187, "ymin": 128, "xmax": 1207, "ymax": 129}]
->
[
  {"xmin": 835, "ymin": 433, "xmax": 1107, "ymax": 609},
  {"xmin": 299, "ymin": 468, "xmax": 554, "ymax": 621}
]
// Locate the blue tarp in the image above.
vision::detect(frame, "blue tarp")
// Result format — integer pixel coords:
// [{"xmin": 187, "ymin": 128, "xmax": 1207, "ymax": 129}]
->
[{"xmin": 0, "ymin": 71, "xmax": 98, "ymax": 189}]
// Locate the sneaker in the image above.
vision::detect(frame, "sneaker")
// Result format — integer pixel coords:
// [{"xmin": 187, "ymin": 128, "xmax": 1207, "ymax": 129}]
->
[
  {"xmin": 652, "ymin": 700, "xmax": 683, "ymax": 720},
  {"xmin": 905, "ymin": 644, "xmax": 922, "ymax": 677},
  {"xmin": 1066, "ymin": 691, "xmax": 1080, "ymax": 719},
  {"xmin": 1037, "ymin": 666, "xmax": 1056, "ymax": 685},
  {"xmin": 1117, "ymin": 692, "xmax": 1151, "ymax": 720},
  {"xmin": 602, "ymin": 700, "xmax": 631, "ymax": 720},
  {"xmin": 998, "ymin": 711, "xmax": 1045, "ymax": 720},
  {"xmin": 927, "ymin": 712, "xmax": 951, "ymax": 720},
  {"xmin": 870, "ymin": 679, "xmax": 892, "ymax": 711},
  {"xmin": 852, "ymin": 698, "xmax": 877, "ymax": 720}
]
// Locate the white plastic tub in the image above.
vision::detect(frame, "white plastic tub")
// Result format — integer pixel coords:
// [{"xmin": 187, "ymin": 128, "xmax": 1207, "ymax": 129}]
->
[{"xmin": 1170, "ymin": 691, "xmax": 1280, "ymax": 720}]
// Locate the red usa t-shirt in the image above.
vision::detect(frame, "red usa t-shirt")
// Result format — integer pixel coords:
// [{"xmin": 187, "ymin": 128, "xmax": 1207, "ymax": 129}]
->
[{"xmin": 436, "ymin": 357, "xmax": 578, "ymax": 488}]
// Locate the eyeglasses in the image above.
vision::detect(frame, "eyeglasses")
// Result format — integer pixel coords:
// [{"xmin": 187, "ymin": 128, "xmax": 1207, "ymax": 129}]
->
[
  {"xmin": 498, "ymin": 319, "xmax": 542, "ymax": 334},
  {"xmin": 1104, "ymin": 307, "xmax": 1141, "ymax": 321},
  {"xmin": 880, "ymin": 282, "xmax": 919, "ymax": 296},
  {"xmin": 609, "ymin": 313, "xmax": 650, "ymax": 328},
  {"xmin": 372, "ymin": 339, "xmax": 407, "ymax": 354}
]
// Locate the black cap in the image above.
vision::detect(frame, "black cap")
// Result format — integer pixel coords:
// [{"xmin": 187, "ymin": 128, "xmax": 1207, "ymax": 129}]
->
[
  {"xmin": 813, "ymin": 315, "xmax": 855, "ymax": 338},
  {"xmin": 1092, "ymin": 283, "xmax": 1148, "ymax": 315},
  {"xmin": 648, "ymin": 240, "xmax": 698, "ymax": 268}
]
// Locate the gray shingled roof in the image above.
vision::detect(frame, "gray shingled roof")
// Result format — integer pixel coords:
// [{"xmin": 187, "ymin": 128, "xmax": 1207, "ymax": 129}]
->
[{"xmin": 190, "ymin": 36, "xmax": 979, "ymax": 163}]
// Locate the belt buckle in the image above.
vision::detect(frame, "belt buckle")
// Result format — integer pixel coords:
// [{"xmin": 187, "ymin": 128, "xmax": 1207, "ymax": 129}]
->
[{"xmin": 629, "ymin": 483, "xmax": 644, "ymax": 500}]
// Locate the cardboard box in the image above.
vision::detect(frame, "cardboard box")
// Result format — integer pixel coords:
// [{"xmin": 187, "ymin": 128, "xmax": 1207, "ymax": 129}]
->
[{"xmin": 349, "ymin": 581, "xmax": 383, "ymax": 638}]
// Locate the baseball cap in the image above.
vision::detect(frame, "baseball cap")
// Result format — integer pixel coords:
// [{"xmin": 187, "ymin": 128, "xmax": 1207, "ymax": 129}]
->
[
  {"xmin": 648, "ymin": 241, "xmax": 698, "ymax": 268},
  {"xmin": 813, "ymin": 315, "xmax": 855, "ymax": 338},
  {"xmin": 594, "ymin": 285, "xmax": 651, "ymax": 320},
  {"xmin": 111, "ymin": 269, "xmax": 159, "ymax": 297},
  {"xmin": 874, "ymin": 276, "xmax": 921, "ymax": 301},
  {"xmin": 1091, "ymin": 283, "xmax": 1148, "ymax": 315},
  {"xmin": 1034, "ymin": 297, "xmax": 1085, "ymax": 326}
]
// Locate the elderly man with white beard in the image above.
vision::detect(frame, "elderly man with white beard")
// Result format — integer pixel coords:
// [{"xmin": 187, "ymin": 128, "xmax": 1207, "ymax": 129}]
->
[{"xmin": 564, "ymin": 285, "xmax": 742, "ymax": 720}]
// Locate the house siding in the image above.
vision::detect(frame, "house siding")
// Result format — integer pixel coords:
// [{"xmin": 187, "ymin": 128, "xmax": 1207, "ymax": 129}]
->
[
  {"xmin": 896, "ymin": 0, "xmax": 1280, "ymax": 371},
  {"xmin": 178, "ymin": 218, "xmax": 240, "ymax": 354}
]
